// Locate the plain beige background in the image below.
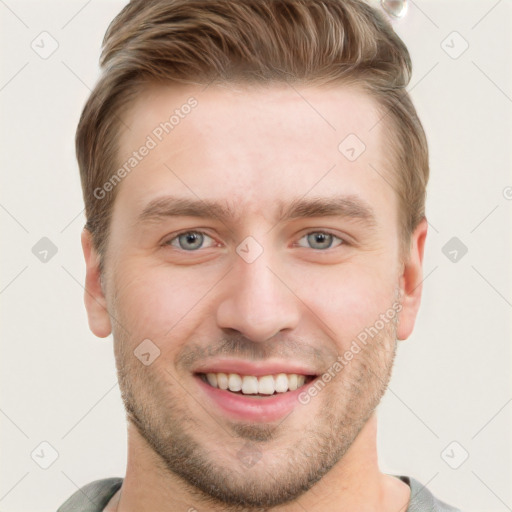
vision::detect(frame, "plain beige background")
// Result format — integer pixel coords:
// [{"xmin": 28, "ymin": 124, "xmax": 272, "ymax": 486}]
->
[{"xmin": 1, "ymin": 1, "xmax": 511, "ymax": 510}]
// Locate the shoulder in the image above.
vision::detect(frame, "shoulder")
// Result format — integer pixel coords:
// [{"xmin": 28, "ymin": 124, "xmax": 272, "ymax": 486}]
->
[
  {"xmin": 399, "ymin": 475, "xmax": 462, "ymax": 512},
  {"xmin": 57, "ymin": 477, "xmax": 124, "ymax": 512}
]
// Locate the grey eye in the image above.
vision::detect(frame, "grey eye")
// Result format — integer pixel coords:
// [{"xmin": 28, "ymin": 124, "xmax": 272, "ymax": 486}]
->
[
  {"xmin": 169, "ymin": 231, "xmax": 210, "ymax": 251},
  {"xmin": 180, "ymin": 232, "xmax": 203, "ymax": 250},
  {"xmin": 297, "ymin": 232, "xmax": 343, "ymax": 250}
]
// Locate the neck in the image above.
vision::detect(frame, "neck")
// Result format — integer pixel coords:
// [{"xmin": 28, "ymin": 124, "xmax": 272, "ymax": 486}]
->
[{"xmin": 107, "ymin": 414, "xmax": 410, "ymax": 512}]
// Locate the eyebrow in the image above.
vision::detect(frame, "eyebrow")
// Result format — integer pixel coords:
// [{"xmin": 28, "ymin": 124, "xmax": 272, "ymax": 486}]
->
[{"xmin": 136, "ymin": 194, "xmax": 377, "ymax": 228}]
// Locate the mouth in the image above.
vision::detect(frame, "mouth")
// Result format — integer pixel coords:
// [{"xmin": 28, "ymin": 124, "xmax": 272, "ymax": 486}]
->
[
  {"xmin": 196, "ymin": 372, "xmax": 316, "ymax": 397},
  {"xmin": 194, "ymin": 369, "xmax": 319, "ymax": 422},
  {"xmin": 192, "ymin": 359, "xmax": 320, "ymax": 422}
]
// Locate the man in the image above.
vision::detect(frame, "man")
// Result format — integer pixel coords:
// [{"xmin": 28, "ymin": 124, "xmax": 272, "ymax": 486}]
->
[{"xmin": 58, "ymin": 0, "xmax": 461, "ymax": 510}]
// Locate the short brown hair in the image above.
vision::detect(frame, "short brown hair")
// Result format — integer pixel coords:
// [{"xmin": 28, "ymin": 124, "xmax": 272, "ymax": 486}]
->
[{"xmin": 76, "ymin": 0, "xmax": 429, "ymax": 263}]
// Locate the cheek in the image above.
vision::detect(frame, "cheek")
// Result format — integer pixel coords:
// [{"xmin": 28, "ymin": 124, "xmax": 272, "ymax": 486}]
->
[
  {"xmin": 110, "ymin": 263, "xmax": 214, "ymax": 341},
  {"xmin": 299, "ymin": 261, "xmax": 398, "ymax": 343}
]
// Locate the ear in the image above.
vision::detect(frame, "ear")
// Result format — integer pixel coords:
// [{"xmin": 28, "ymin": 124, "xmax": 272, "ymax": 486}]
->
[
  {"xmin": 396, "ymin": 218, "xmax": 428, "ymax": 341},
  {"xmin": 81, "ymin": 228, "xmax": 112, "ymax": 338}
]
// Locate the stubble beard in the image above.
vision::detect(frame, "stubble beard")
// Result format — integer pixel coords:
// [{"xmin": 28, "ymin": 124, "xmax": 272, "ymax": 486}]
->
[{"xmin": 112, "ymin": 296, "xmax": 400, "ymax": 510}]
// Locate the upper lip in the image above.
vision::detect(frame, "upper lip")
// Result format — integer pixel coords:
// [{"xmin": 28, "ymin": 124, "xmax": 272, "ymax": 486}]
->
[{"xmin": 193, "ymin": 358, "xmax": 318, "ymax": 377}]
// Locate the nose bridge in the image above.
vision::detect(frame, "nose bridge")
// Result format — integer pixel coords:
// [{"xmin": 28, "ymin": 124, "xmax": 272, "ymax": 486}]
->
[{"xmin": 216, "ymin": 238, "xmax": 300, "ymax": 342}]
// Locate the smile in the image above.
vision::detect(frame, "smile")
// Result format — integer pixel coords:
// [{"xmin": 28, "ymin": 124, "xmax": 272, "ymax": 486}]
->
[
  {"xmin": 198, "ymin": 372, "xmax": 315, "ymax": 396},
  {"xmin": 194, "ymin": 369, "xmax": 319, "ymax": 422}
]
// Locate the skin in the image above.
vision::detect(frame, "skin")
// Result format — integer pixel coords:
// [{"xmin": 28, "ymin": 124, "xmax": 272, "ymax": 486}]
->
[{"xmin": 82, "ymin": 82, "xmax": 427, "ymax": 511}]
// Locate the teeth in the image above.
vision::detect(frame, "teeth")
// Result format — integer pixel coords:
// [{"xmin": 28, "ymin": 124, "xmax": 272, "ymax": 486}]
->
[
  {"xmin": 228, "ymin": 373, "xmax": 242, "ymax": 392},
  {"xmin": 217, "ymin": 372, "xmax": 228, "ymax": 390},
  {"xmin": 241, "ymin": 376, "xmax": 259, "ymax": 394},
  {"xmin": 202, "ymin": 372, "xmax": 311, "ymax": 395},
  {"xmin": 258, "ymin": 375, "xmax": 275, "ymax": 395},
  {"xmin": 206, "ymin": 373, "xmax": 217, "ymax": 387},
  {"xmin": 274, "ymin": 373, "xmax": 289, "ymax": 392}
]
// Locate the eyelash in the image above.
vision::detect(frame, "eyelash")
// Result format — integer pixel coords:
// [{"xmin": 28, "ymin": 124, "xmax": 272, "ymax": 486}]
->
[{"xmin": 163, "ymin": 229, "xmax": 347, "ymax": 251}]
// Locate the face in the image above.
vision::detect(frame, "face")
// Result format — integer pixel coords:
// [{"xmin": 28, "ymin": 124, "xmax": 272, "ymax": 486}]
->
[{"xmin": 83, "ymin": 82, "xmax": 426, "ymax": 509}]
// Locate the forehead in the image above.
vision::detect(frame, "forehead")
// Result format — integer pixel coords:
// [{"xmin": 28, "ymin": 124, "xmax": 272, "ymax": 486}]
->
[{"xmin": 113, "ymin": 81, "xmax": 396, "ymax": 227}]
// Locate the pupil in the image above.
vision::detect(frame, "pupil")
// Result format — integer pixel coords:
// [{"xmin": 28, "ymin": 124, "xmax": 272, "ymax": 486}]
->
[
  {"xmin": 180, "ymin": 232, "xmax": 202, "ymax": 250},
  {"xmin": 309, "ymin": 232, "xmax": 332, "ymax": 249}
]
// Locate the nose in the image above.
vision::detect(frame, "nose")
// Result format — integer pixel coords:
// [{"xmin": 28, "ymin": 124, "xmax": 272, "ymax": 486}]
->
[{"xmin": 215, "ymin": 246, "xmax": 301, "ymax": 343}]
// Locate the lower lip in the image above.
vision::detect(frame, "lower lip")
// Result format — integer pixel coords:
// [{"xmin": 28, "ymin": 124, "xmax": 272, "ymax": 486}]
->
[{"xmin": 196, "ymin": 375, "xmax": 314, "ymax": 422}]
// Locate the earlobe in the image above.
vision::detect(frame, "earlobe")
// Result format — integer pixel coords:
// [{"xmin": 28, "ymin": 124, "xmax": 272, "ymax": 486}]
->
[
  {"xmin": 396, "ymin": 218, "xmax": 428, "ymax": 341},
  {"xmin": 81, "ymin": 228, "xmax": 112, "ymax": 338}
]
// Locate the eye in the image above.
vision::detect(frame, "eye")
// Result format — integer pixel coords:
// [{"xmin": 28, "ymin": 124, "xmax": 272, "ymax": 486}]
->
[
  {"xmin": 296, "ymin": 231, "xmax": 344, "ymax": 250},
  {"xmin": 165, "ymin": 230, "xmax": 216, "ymax": 251}
]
